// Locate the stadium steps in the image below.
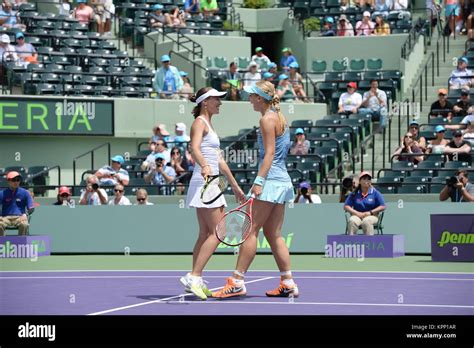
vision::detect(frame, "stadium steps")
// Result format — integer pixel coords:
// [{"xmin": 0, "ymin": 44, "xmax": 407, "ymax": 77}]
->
[{"xmin": 356, "ymin": 31, "xmax": 468, "ymax": 180}]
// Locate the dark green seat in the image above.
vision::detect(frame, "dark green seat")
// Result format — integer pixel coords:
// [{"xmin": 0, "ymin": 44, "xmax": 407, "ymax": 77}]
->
[
  {"xmin": 345, "ymin": 211, "xmax": 385, "ymax": 235},
  {"xmin": 312, "ymin": 59, "xmax": 327, "ymax": 73}
]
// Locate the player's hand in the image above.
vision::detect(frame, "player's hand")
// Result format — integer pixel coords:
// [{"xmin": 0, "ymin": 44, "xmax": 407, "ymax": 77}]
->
[
  {"xmin": 19, "ymin": 214, "xmax": 28, "ymax": 223},
  {"xmin": 251, "ymin": 184, "xmax": 262, "ymax": 198},
  {"xmin": 201, "ymin": 164, "xmax": 211, "ymax": 179},
  {"xmin": 232, "ymin": 186, "xmax": 246, "ymax": 204}
]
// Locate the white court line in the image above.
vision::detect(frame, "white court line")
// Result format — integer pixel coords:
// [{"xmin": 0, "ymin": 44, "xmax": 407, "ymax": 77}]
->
[
  {"xmin": 2, "ymin": 269, "xmax": 474, "ymax": 275},
  {"xmin": 162, "ymin": 300, "xmax": 474, "ymax": 309},
  {"xmin": 1, "ymin": 275, "xmax": 473, "ymax": 281},
  {"xmin": 87, "ymin": 276, "xmax": 275, "ymax": 316}
]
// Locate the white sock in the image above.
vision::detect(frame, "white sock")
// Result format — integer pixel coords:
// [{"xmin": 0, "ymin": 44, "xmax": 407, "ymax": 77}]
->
[
  {"xmin": 231, "ymin": 276, "xmax": 244, "ymax": 285},
  {"xmin": 282, "ymin": 278, "xmax": 295, "ymax": 287}
]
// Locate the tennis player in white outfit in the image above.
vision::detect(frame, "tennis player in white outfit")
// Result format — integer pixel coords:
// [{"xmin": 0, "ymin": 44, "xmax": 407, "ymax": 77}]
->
[{"xmin": 180, "ymin": 87, "xmax": 246, "ymax": 300}]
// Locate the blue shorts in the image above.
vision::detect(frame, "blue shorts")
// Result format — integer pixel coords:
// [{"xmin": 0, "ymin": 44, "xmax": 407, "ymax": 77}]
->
[
  {"xmin": 445, "ymin": 5, "xmax": 460, "ymax": 17},
  {"xmin": 257, "ymin": 179, "xmax": 295, "ymax": 205}
]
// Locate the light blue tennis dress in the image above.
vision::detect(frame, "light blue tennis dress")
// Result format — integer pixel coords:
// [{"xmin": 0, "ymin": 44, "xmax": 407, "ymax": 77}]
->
[{"xmin": 256, "ymin": 123, "xmax": 295, "ymax": 204}]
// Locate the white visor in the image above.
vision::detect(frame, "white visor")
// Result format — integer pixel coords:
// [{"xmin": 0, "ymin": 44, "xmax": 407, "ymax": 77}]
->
[{"xmin": 195, "ymin": 89, "xmax": 227, "ymax": 105}]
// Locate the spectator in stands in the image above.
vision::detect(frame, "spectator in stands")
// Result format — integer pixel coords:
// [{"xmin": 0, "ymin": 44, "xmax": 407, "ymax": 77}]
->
[
  {"xmin": 53, "ymin": 186, "xmax": 74, "ymax": 206},
  {"xmin": 392, "ymin": 132, "xmax": 424, "ymax": 164},
  {"xmin": 262, "ymin": 71, "xmax": 274, "ymax": 82},
  {"xmin": 200, "ymin": 0, "xmax": 218, "ymax": 17},
  {"xmin": 344, "ymin": 171, "xmax": 386, "ymax": 236},
  {"xmin": 294, "ymin": 182, "xmax": 322, "ymax": 204},
  {"xmin": 170, "ymin": 146, "xmax": 190, "ymax": 195},
  {"xmin": 95, "ymin": 155, "xmax": 130, "ymax": 186},
  {"xmin": 14, "ymin": 32, "xmax": 37, "ymax": 64},
  {"xmin": 460, "ymin": 0, "xmax": 473, "ymax": 34},
  {"xmin": 446, "ymin": 107, "xmax": 474, "ymax": 130},
  {"xmin": 452, "ymin": 88, "xmax": 472, "ymax": 118},
  {"xmin": 426, "ymin": 125, "xmax": 449, "ymax": 154},
  {"xmin": 251, "ymin": 47, "xmax": 271, "ymax": 68},
  {"xmin": 429, "ymin": 88, "xmax": 453, "ymax": 119},
  {"xmin": 355, "ymin": 0, "xmax": 375, "ymax": 11},
  {"xmin": 142, "ymin": 139, "xmax": 171, "ymax": 170},
  {"xmin": 184, "ymin": 0, "xmax": 200, "ymax": 13},
  {"xmin": 170, "ymin": 122, "xmax": 191, "ymax": 143},
  {"xmin": 426, "ymin": 0, "xmax": 441, "ymax": 29},
  {"xmin": 108, "ymin": 184, "xmax": 131, "ymax": 205},
  {"xmin": 276, "ymin": 73, "xmax": 297, "ymax": 102},
  {"xmin": 150, "ymin": 124, "xmax": 171, "ymax": 143},
  {"xmin": 356, "ymin": 11, "xmax": 375, "ymax": 36},
  {"xmin": 290, "ymin": 128, "xmax": 310, "ymax": 155},
  {"xmin": 0, "ymin": 171, "xmax": 34, "ymax": 236},
  {"xmin": 280, "ymin": 47, "xmax": 297, "ymax": 72},
  {"xmin": 268, "ymin": 62, "xmax": 278, "ymax": 75},
  {"xmin": 439, "ymin": 169, "xmax": 474, "ymax": 202},
  {"xmin": 243, "ymin": 61, "xmax": 261, "ymax": 88},
  {"xmin": 408, "ymin": 120, "xmax": 427, "ymax": 152},
  {"xmin": 321, "ymin": 16, "xmax": 336, "ymax": 37},
  {"xmin": 337, "ymin": 14, "xmax": 354, "ymax": 36},
  {"xmin": 359, "ymin": 79, "xmax": 388, "ymax": 128},
  {"xmin": 144, "ymin": 153, "xmax": 177, "ymax": 192},
  {"xmin": 0, "ymin": 1, "xmax": 25, "ymax": 29},
  {"xmin": 374, "ymin": 15, "xmax": 391, "ymax": 35},
  {"xmin": 340, "ymin": 0, "xmax": 355, "ymax": 11},
  {"xmin": 338, "ymin": 82, "xmax": 362, "ymax": 115},
  {"xmin": 221, "ymin": 62, "xmax": 242, "ymax": 101},
  {"xmin": 154, "ymin": 54, "xmax": 184, "ymax": 99},
  {"xmin": 73, "ymin": 0, "xmax": 101, "ymax": 31},
  {"xmin": 463, "ymin": 121, "xmax": 474, "ymax": 141},
  {"xmin": 390, "ymin": 0, "xmax": 410, "ymax": 20},
  {"xmin": 339, "ymin": 174, "xmax": 358, "ymax": 203},
  {"xmin": 101, "ymin": 0, "xmax": 115, "ymax": 36},
  {"xmin": 169, "ymin": 7, "xmax": 186, "ymax": 28},
  {"xmin": 0, "ymin": 34, "xmax": 18, "ymax": 64},
  {"xmin": 12, "ymin": 0, "xmax": 28, "ymax": 11},
  {"xmin": 90, "ymin": 0, "xmax": 106, "ymax": 35},
  {"xmin": 149, "ymin": 4, "xmax": 172, "ymax": 28},
  {"xmin": 135, "ymin": 188, "xmax": 153, "ymax": 205},
  {"xmin": 444, "ymin": 130, "xmax": 472, "ymax": 164},
  {"xmin": 288, "ymin": 61, "xmax": 307, "ymax": 102},
  {"xmin": 449, "ymin": 57, "xmax": 473, "ymax": 90},
  {"xmin": 59, "ymin": 0, "xmax": 72, "ymax": 16},
  {"xmin": 373, "ymin": 0, "xmax": 391, "ymax": 18},
  {"xmin": 444, "ymin": 0, "xmax": 461, "ymax": 36},
  {"xmin": 179, "ymin": 71, "xmax": 194, "ymax": 100},
  {"xmin": 79, "ymin": 175, "xmax": 108, "ymax": 205},
  {"xmin": 185, "ymin": 142, "xmax": 195, "ymax": 170}
]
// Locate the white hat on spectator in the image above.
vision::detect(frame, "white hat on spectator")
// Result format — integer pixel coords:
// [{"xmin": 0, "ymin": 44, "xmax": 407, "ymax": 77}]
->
[
  {"xmin": 0, "ymin": 34, "xmax": 10, "ymax": 44},
  {"xmin": 157, "ymin": 123, "xmax": 170, "ymax": 136},
  {"xmin": 176, "ymin": 122, "xmax": 186, "ymax": 132},
  {"xmin": 363, "ymin": 11, "xmax": 371, "ymax": 17},
  {"xmin": 248, "ymin": 61, "xmax": 258, "ymax": 69}
]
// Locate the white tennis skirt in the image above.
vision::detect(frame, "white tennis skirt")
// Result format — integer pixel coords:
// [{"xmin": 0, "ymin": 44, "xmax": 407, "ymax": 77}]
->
[{"xmin": 185, "ymin": 175, "xmax": 227, "ymax": 209}]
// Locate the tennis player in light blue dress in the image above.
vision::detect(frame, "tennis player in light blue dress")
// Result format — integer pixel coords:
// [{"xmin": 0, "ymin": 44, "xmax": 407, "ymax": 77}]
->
[{"xmin": 213, "ymin": 80, "xmax": 299, "ymax": 299}]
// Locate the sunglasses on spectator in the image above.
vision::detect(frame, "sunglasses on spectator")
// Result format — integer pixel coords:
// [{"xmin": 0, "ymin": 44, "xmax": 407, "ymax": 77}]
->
[
  {"xmin": 137, "ymin": 198, "xmax": 146, "ymax": 202},
  {"xmin": 172, "ymin": 151, "xmax": 180, "ymax": 154},
  {"xmin": 410, "ymin": 125, "xmax": 418, "ymax": 128},
  {"xmin": 405, "ymin": 135, "xmax": 412, "ymax": 138},
  {"xmin": 114, "ymin": 189, "xmax": 124, "ymax": 193},
  {"xmin": 60, "ymin": 193, "xmax": 70, "ymax": 197},
  {"xmin": 438, "ymin": 93, "xmax": 446, "ymax": 96},
  {"xmin": 9, "ymin": 177, "xmax": 21, "ymax": 182},
  {"xmin": 454, "ymin": 134, "xmax": 462, "ymax": 137}
]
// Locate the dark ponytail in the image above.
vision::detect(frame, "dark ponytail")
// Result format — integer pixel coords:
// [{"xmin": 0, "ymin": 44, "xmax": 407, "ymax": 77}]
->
[{"xmin": 189, "ymin": 87, "xmax": 212, "ymax": 118}]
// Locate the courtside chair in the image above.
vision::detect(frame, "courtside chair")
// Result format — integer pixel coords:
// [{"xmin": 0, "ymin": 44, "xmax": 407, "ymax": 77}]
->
[{"xmin": 345, "ymin": 211, "xmax": 384, "ymax": 235}]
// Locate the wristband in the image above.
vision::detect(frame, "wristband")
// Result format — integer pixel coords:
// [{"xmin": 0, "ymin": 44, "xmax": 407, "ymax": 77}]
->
[{"xmin": 254, "ymin": 176, "xmax": 265, "ymax": 187}]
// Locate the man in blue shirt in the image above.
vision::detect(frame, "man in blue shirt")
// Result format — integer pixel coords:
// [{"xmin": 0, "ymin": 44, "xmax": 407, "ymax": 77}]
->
[
  {"xmin": 0, "ymin": 171, "xmax": 34, "ymax": 236},
  {"xmin": 0, "ymin": 1, "xmax": 25, "ymax": 29},
  {"xmin": 153, "ymin": 54, "xmax": 184, "ymax": 99},
  {"xmin": 344, "ymin": 171, "xmax": 386, "ymax": 235},
  {"xmin": 280, "ymin": 47, "xmax": 297, "ymax": 73}
]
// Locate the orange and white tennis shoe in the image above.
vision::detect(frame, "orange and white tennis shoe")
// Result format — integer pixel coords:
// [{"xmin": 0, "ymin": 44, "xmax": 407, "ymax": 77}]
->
[
  {"xmin": 212, "ymin": 277, "xmax": 247, "ymax": 299},
  {"xmin": 265, "ymin": 281, "xmax": 299, "ymax": 298}
]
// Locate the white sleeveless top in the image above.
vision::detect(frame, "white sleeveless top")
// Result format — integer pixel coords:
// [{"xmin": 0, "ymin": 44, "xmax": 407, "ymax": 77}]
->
[{"xmin": 191, "ymin": 116, "xmax": 220, "ymax": 181}]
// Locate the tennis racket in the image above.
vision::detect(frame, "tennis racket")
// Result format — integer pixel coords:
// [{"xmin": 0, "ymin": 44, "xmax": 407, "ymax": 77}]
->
[
  {"xmin": 215, "ymin": 195, "xmax": 254, "ymax": 247},
  {"xmin": 200, "ymin": 174, "xmax": 229, "ymax": 205}
]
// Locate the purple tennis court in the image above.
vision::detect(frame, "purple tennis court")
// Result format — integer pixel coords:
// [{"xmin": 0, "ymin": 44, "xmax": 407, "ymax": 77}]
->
[{"xmin": 1, "ymin": 270, "xmax": 473, "ymax": 315}]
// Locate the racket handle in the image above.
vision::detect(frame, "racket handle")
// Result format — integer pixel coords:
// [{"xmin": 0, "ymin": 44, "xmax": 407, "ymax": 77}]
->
[{"xmin": 246, "ymin": 192, "xmax": 256, "ymax": 200}]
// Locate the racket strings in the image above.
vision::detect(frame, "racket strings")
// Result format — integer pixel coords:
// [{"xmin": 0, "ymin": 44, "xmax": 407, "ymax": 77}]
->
[
  {"xmin": 201, "ymin": 176, "xmax": 227, "ymax": 203},
  {"xmin": 216, "ymin": 211, "xmax": 251, "ymax": 245}
]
